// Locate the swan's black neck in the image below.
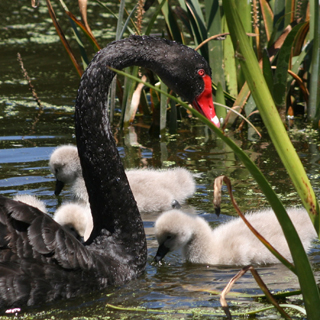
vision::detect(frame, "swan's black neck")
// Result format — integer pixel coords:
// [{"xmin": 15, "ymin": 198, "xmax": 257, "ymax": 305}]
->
[{"xmin": 75, "ymin": 36, "xmax": 210, "ymax": 269}]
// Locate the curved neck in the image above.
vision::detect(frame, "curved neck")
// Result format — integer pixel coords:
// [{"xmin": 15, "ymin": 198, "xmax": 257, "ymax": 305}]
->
[{"xmin": 74, "ymin": 38, "xmax": 162, "ymax": 260}]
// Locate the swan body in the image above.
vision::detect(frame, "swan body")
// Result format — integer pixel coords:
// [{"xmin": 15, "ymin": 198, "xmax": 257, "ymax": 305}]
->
[
  {"xmin": 0, "ymin": 35, "xmax": 218, "ymax": 309},
  {"xmin": 49, "ymin": 145, "xmax": 196, "ymax": 211},
  {"xmin": 127, "ymin": 167, "xmax": 195, "ymax": 212},
  {"xmin": 154, "ymin": 208, "xmax": 317, "ymax": 265},
  {"xmin": 53, "ymin": 202, "xmax": 93, "ymax": 241}
]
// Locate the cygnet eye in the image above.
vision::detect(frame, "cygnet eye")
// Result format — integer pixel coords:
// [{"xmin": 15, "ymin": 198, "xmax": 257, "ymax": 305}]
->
[{"xmin": 166, "ymin": 235, "xmax": 172, "ymax": 240}]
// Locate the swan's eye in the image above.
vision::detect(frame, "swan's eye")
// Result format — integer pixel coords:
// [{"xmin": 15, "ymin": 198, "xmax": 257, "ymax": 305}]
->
[
  {"xmin": 197, "ymin": 69, "xmax": 205, "ymax": 77},
  {"xmin": 167, "ymin": 235, "xmax": 172, "ymax": 240}
]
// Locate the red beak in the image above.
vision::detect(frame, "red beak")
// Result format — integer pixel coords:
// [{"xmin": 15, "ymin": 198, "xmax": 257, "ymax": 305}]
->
[{"xmin": 192, "ymin": 74, "xmax": 220, "ymax": 128}]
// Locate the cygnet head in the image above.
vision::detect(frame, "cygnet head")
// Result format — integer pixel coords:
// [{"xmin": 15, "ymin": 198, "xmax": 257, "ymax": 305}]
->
[
  {"xmin": 53, "ymin": 202, "xmax": 93, "ymax": 241},
  {"xmin": 13, "ymin": 194, "xmax": 47, "ymax": 214},
  {"xmin": 154, "ymin": 209, "xmax": 195, "ymax": 262},
  {"xmin": 49, "ymin": 145, "xmax": 82, "ymax": 196}
]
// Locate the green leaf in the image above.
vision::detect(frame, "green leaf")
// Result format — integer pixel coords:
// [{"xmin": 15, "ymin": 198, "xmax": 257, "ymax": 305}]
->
[
  {"xmin": 145, "ymin": 0, "xmax": 167, "ymax": 35},
  {"xmin": 309, "ymin": 0, "xmax": 320, "ymax": 124},
  {"xmin": 244, "ymin": 94, "xmax": 257, "ymax": 122},
  {"xmin": 65, "ymin": 10, "xmax": 100, "ymax": 52},
  {"xmin": 272, "ymin": 0, "xmax": 285, "ymax": 40},
  {"xmin": 168, "ymin": 99, "xmax": 178, "ymax": 134},
  {"xmin": 158, "ymin": 0, "xmax": 182, "ymax": 42},
  {"xmin": 222, "ymin": 16, "xmax": 238, "ymax": 96},
  {"xmin": 273, "ymin": 22, "xmax": 305, "ymax": 110},
  {"xmin": 215, "ymin": 82, "xmax": 227, "ymax": 121},
  {"xmin": 119, "ymin": 3, "xmax": 138, "ymax": 39},
  {"xmin": 182, "ymin": 0, "xmax": 209, "ymax": 59},
  {"xmin": 94, "ymin": 0, "xmax": 135, "ymax": 35},
  {"xmin": 262, "ymin": 49, "xmax": 273, "ymax": 94},
  {"xmin": 115, "ymin": 0, "xmax": 125, "ymax": 40},
  {"xmin": 69, "ymin": 18, "xmax": 89, "ymax": 69},
  {"xmin": 259, "ymin": 0, "xmax": 274, "ymax": 41},
  {"xmin": 205, "ymin": 0, "xmax": 225, "ymax": 90},
  {"xmin": 160, "ymin": 81, "xmax": 168, "ymax": 135},
  {"xmin": 280, "ymin": 304, "xmax": 306, "ymax": 315}
]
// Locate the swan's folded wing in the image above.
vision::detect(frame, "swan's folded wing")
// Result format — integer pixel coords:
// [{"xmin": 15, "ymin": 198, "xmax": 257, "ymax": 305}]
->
[
  {"xmin": 52, "ymin": 227, "xmax": 94, "ymax": 270},
  {"xmin": 1, "ymin": 196, "xmax": 94, "ymax": 271}
]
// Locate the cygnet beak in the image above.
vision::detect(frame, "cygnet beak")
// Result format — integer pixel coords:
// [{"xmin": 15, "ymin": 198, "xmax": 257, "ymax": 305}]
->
[
  {"xmin": 54, "ymin": 179, "xmax": 65, "ymax": 196},
  {"xmin": 154, "ymin": 243, "xmax": 170, "ymax": 263}
]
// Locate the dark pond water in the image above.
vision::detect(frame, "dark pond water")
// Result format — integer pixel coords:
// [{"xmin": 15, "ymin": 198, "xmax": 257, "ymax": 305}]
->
[{"xmin": 1, "ymin": 1, "xmax": 320, "ymax": 319}]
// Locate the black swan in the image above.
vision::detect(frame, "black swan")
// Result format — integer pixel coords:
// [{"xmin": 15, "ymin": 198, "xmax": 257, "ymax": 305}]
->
[
  {"xmin": 0, "ymin": 35, "xmax": 219, "ymax": 309},
  {"xmin": 154, "ymin": 208, "xmax": 316, "ymax": 265},
  {"xmin": 49, "ymin": 145, "xmax": 195, "ymax": 212}
]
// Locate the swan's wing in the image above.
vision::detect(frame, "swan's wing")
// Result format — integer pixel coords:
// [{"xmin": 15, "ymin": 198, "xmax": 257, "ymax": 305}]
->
[
  {"xmin": 0, "ymin": 196, "xmax": 106, "ymax": 308},
  {"xmin": 0, "ymin": 196, "xmax": 94, "ymax": 270}
]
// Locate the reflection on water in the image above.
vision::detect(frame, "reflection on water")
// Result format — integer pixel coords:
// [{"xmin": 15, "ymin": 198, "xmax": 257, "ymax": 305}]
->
[{"xmin": 1, "ymin": 1, "xmax": 320, "ymax": 319}]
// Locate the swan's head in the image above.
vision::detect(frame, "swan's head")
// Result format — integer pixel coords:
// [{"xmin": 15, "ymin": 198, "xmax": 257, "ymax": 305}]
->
[
  {"xmin": 49, "ymin": 145, "xmax": 82, "ymax": 196},
  {"xmin": 158, "ymin": 46, "xmax": 220, "ymax": 127},
  {"xmin": 191, "ymin": 69, "xmax": 220, "ymax": 128},
  {"xmin": 132, "ymin": 36, "xmax": 220, "ymax": 128},
  {"xmin": 174, "ymin": 65, "xmax": 220, "ymax": 128},
  {"xmin": 154, "ymin": 209, "xmax": 194, "ymax": 262}
]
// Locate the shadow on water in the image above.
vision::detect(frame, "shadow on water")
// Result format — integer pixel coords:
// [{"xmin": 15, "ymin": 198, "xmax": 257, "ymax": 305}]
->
[{"xmin": 1, "ymin": 1, "xmax": 320, "ymax": 319}]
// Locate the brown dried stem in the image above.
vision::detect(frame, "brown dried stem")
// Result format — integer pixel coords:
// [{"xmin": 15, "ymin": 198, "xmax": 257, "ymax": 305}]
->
[
  {"xmin": 135, "ymin": 0, "xmax": 145, "ymax": 35},
  {"xmin": 220, "ymin": 265, "xmax": 292, "ymax": 319},
  {"xmin": 17, "ymin": 52, "xmax": 44, "ymax": 136}
]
